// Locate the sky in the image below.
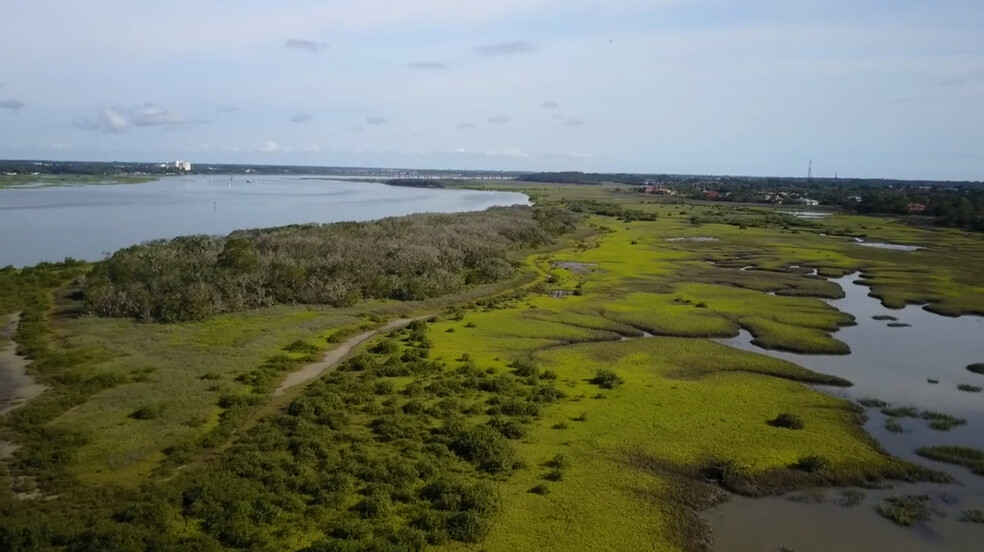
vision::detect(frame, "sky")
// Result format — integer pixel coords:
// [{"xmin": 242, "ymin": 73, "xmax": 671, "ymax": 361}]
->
[{"xmin": 1, "ymin": 0, "xmax": 982, "ymax": 180}]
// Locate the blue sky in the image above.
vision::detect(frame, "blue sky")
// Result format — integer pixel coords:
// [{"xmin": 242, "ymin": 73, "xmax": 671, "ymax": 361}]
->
[{"xmin": 1, "ymin": 0, "xmax": 982, "ymax": 179}]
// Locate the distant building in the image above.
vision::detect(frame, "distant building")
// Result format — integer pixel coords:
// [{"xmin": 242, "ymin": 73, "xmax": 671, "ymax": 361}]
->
[
  {"xmin": 908, "ymin": 202, "xmax": 927, "ymax": 214},
  {"xmin": 798, "ymin": 198, "xmax": 820, "ymax": 206},
  {"xmin": 163, "ymin": 160, "xmax": 192, "ymax": 172}
]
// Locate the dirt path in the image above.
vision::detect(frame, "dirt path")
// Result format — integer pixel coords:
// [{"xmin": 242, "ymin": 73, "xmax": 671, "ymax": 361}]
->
[
  {"xmin": 0, "ymin": 314, "xmax": 47, "ymax": 417},
  {"xmin": 272, "ymin": 316, "xmax": 429, "ymax": 397}
]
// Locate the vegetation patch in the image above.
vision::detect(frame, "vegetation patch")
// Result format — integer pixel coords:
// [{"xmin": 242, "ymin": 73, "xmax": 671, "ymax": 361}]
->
[
  {"xmin": 957, "ymin": 384, "xmax": 983, "ymax": 393},
  {"xmin": 967, "ymin": 363, "xmax": 984, "ymax": 375},
  {"xmin": 961, "ymin": 508, "xmax": 984, "ymax": 524},
  {"xmin": 877, "ymin": 495, "xmax": 937, "ymax": 527},
  {"xmin": 915, "ymin": 446, "xmax": 984, "ymax": 476},
  {"xmin": 768, "ymin": 413, "xmax": 805, "ymax": 430}
]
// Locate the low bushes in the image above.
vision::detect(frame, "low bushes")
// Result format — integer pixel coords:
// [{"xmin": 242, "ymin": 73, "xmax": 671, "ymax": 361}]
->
[{"xmin": 768, "ymin": 413, "xmax": 804, "ymax": 430}]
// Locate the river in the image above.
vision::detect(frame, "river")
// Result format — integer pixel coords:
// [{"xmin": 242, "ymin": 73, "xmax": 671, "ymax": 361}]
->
[{"xmin": 0, "ymin": 176, "xmax": 529, "ymax": 267}]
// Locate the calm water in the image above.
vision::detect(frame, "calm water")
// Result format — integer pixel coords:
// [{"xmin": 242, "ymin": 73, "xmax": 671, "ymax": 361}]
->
[
  {"xmin": 709, "ymin": 274, "xmax": 984, "ymax": 551},
  {"xmin": 0, "ymin": 176, "xmax": 529, "ymax": 267}
]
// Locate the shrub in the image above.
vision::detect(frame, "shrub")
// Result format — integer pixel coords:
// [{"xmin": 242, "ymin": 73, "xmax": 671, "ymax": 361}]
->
[
  {"xmin": 590, "ymin": 369, "xmax": 624, "ymax": 389},
  {"xmin": 792, "ymin": 455, "xmax": 828, "ymax": 473},
  {"xmin": 487, "ymin": 417, "xmax": 526, "ymax": 440},
  {"xmin": 510, "ymin": 358, "xmax": 539, "ymax": 378},
  {"xmin": 768, "ymin": 413, "xmax": 804, "ymax": 430},
  {"xmin": 544, "ymin": 469, "xmax": 564, "ymax": 482},
  {"xmin": 967, "ymin": 363, "xmax": 984, "ymax": 375},
  {"xmin": 529, "ymin": 484, "xmax": 550, "ymax": 495},
  {"xmin": 448, "ymin": 426, "xmax": 515, "ymax": 474},
  {"xmin": 352, "ymin": 490, "xmax": 391, "ymax": 519},
  {"xmin": 284, "ymin": 339, "xmax": 320, "ymax": 356},
  {"xmin": 129, "ymin": 404, "xmax": 164, "ymax": 420},
  {"xmin": 958, "ymin": 384, "xmax": 983, "ymax": 393},
  {"xmin": 545, "ymin": 454, "xmax": 569, "ymax": 469}
]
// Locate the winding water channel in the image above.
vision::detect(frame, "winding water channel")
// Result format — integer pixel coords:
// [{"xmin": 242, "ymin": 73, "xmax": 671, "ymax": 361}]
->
[{"xmin": 707, "ymin": 272, "xmax": 984, "ymax": 551}]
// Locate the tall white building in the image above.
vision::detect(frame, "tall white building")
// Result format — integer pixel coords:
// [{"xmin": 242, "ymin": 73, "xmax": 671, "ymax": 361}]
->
[{"xmin": 163, "ymin": 160, "xmax": 192, "ymax": 171}]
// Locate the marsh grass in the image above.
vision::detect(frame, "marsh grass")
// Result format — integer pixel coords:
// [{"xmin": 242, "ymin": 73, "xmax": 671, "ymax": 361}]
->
[
  {"xmin": 885, "ymin": 419, "xmax": 905, "ymax": 433},
  {"xmin": 961, "ymin": 508, "xmax": 984, "ymax": 524},
  {"xmin": 858, "ymin": 398, "xmax": 888, "ymax": 408},
  {"xmin": 838, "ymin": 489, "xmax": 865, "ymax": 507},
  {"xmin": 915, "ymin": 446, "xmax": 984, "ymax": 476},
  {"xmin": 877, "ymin": 495, "xmax": 936, "ymax": 527}
]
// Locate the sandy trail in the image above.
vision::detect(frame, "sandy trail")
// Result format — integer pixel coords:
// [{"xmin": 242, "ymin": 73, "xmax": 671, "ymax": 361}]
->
[
  {"xmin": 0, "ymin": 314, "xmax": 47, "ymax": 417},
  {"xmin": 272, "ymin": 316, "xmax": 428, "ymax": 397}
]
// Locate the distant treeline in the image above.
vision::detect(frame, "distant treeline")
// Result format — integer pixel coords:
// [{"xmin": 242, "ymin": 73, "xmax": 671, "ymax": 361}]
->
[
  {"xmin": 518, "ymin": 171, "xmax": 983, "ymax": 190},
  {"xmin": 83, "ymin": 206, "xmax": 578, "ymax": 322},
  {"xmin": 385, "ymin": 179, "xmax": 447, "ymax": 188},
  {"xmin": 854, "ymin": 189, "xmax": 984, "ymax": 231},
  {"xmin": 516, "ymin": 172, "xmax": 646, "ymax": 185}
]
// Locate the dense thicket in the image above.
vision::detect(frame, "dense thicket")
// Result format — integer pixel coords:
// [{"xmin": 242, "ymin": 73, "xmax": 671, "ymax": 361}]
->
[
  {"xmin": 0, "ymin": 319, "xmax": 568, "ymax": 551},
  {"xmin": 83, "ymin": 206, "xmax": 578, "ymax": 322}
]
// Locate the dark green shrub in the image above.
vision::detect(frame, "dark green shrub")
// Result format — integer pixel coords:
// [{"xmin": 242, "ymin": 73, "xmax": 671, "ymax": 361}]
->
[
  {"xmin": 448, "ymin": 426, "xmax": 515, "ymax": 474},
  {"xmin": 529, "ymin": 484, "xmax": 550, "ymax": 495},
  {"xmin": 967, "ymin": 363, "xmax": 984, "ymax": 375},
  {"xmin": 543, "ymin": 469, "xmax": 563, "ymax": 482},
  {"xmin": 792, "ymin": 455, "xmax": 828, "ymax": 473},
  {"xmin": 590, "ymin": 369, "xmax": 623, "ymax": 389},
  {"xmin": 768, "ymin": 413, "xmax": 804, "ymax": 430},
  {"xmin": 546, "ymin": 454, "xmax": 569, "ymax": 469},
  {"xmin": 129, "ymin": 404, "xmax": 164, "ymax": 420}
]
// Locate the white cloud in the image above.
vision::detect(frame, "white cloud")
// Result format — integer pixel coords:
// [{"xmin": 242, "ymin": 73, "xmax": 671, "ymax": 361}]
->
[
  {"xmin": 290, "ymin": 113, "xmax": 314, "ymax": 123},
  {"xmin": 542, "ymin": 100, "xmax": 559, "ymax": 109},
  {"xmin": 366, "ymin": 116, "xmax": 387, "ymax": 125},
  {"xmin": 562, "ymin": 117, "xmax": 584, "ymax": 126},
  {"xmin": 73, "ymin": 104, "xmax": 192, "ymax": 133},
  {"xmin": 257, "ymin": 141, "xmax": 283, "ymax": 153},
  {"xmin": 487, "ymin": 113, "xmax": 511, "ymax": 124}
]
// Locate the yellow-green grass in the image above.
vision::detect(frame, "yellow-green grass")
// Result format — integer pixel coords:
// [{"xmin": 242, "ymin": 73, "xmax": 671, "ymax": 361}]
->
[{"xmin": 429, "ymin": 320, "xmax": 910, "ymax": 552}]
